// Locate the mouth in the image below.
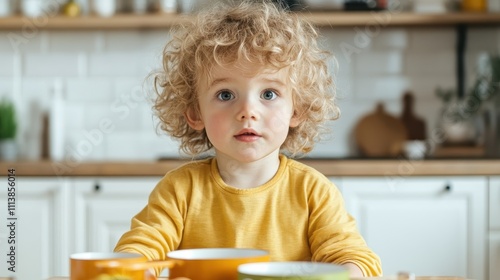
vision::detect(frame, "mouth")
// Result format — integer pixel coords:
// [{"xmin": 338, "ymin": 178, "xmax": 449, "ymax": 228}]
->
[{"xmin": 234, "ymin": 129, "xmax": 261, "ymax": 142}]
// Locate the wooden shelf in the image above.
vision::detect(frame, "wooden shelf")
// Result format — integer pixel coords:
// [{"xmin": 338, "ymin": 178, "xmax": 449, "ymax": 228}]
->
[{"xmin": 1, "ymin": 12, "xmax": 500, "ymax": 30}]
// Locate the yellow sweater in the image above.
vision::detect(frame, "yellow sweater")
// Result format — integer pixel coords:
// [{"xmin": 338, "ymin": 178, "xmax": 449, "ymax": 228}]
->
[{"xmin": 114, "ymin": 155, "xmax": 382, "ymax": 276}]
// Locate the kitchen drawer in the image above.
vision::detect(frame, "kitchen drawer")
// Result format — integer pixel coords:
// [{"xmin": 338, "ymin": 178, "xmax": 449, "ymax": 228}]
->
[{"xmin": 491, "ymin": 177, "xmax": 500, "ymax": 230}]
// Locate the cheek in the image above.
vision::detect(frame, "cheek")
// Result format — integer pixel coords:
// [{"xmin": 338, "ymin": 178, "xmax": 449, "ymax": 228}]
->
[
  {"xmin": 266, "ymin": 106, "xmax": 294, "ymax": 135},
  {"xmin": 204, "ymin": 110, "xmax": 231, "ymax": 133}
]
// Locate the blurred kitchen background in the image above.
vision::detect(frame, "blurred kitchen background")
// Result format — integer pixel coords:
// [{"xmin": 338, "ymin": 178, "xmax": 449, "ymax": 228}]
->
[{"xmin": 0, "ymin": 0, "xmax": 500, "ymax": 161}]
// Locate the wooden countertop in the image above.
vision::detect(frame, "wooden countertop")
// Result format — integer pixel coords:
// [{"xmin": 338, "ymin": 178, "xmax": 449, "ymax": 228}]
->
[{"xmin": 0, "ymin": 159, "xmax": 499, "ymax": 177}]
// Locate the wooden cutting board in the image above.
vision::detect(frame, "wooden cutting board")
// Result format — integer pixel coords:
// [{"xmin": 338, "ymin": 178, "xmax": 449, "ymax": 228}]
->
[{"xmin": 354, "ymin": 103, "xmax": 408, "ymax": 157}]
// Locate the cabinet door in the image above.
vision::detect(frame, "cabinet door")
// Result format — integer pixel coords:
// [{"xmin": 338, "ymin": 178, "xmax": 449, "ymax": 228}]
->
[
  {"xmin": 491, "ymin": 233, "xmax": 500, "ymax": 280},
  {"xmin": 341, "ymin": 177, "xmax": 486, "ymax": 280},
  {"xmin": 70, "ymin": 177, "xmax": 159, "ymax": 255},
  {"xmin": 490, "ymin": 176, "xmax": 500, "ymax": 230},
  {"xmin": 490, "ymin": 176, "xmax": 500, "ymax": 280},
  {"xmin": 0, "ymin": 176, "xmax": 67, "ymax": 280}
]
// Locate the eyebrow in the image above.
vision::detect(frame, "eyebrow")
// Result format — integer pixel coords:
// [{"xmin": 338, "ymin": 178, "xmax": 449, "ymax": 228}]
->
[
  {"xmin": 208, "ymin": 77, "xmax": 286, "ymax": 89},
  {"xmin": 262, "ymin": 78, "xmax": 286, "ymax": 87},
  {"xmin": 208, "ymin": 78, "xmax": 230, "ymax": 89}
]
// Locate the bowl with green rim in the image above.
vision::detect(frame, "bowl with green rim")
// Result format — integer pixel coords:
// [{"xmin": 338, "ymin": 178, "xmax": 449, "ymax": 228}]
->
[{"xmin": 238, "ymin": 261, "xmax": 349, "ymax": 280}]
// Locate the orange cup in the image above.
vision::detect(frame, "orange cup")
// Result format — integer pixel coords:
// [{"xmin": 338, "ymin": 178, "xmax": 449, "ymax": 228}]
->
[
  {"xmin": 70, "ymin": 252, "xmax": 151, "ymax": 280},
  {"xmin": 71, "ymin": 248, "xmax": 270, "ymax": 280}
]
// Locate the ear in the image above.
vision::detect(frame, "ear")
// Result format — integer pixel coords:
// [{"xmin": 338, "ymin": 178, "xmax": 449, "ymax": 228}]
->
[
  {"xmin": 289, "ymin": 110, "xmax": 302, "ymax": 128},
  {"xmin": 185, "ymin": 107, "xmax": 205, "ymax": 130}
]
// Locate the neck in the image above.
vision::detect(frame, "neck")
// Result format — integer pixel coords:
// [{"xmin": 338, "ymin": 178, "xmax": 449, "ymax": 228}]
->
[{"xmin": 215, "ymin": 151, "xmax": 281, "ymax": 189}]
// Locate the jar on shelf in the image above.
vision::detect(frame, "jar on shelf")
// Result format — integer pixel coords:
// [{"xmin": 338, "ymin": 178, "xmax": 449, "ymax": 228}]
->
[
  {"xmin": 159, "ymin": 0, "xmax": 177, "ymax": 13},
  {"xmin": 489, "ymin": 0, "xmax": 500, "ymax": 12},
  {"xmin": 462, "ymin": 0, "xmax": 487, "ymax": 11},
  {"xmin": 132, "ymin": 0, "xmax": 149, "ymax": 14},
  {"xmin": 92, "ymin": 0, "xmax": 116, "ymax": 17},
  {"xmin": 0, "ymin": 0, "xmax": 15, "ymax": 17},
  {"xmin": 22, "ymin": 0, "xmax": 45, "ymax": 17}
]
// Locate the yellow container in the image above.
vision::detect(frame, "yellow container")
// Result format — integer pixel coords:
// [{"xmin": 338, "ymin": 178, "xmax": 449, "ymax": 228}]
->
[{"xmin": 462, "ymin": 0, "xmax": 487, "ymax": 11}]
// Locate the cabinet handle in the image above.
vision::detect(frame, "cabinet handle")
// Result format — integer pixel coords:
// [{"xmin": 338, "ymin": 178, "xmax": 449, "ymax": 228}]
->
[
  {"xmin": 94, "ymin": 183, "xmax": 101, "ymax": 192},
  {"xmin": 444, "ymin": 184, "xmax": 452, "ymax": 192}
]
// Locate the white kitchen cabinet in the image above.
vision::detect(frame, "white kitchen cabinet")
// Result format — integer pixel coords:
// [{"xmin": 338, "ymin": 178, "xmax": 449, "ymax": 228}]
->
[
  {"xmin": 0, "ymin": 176, "xmax": 68, "ymax": 280},
  {"xmin": 489, "ymin": 176, "xmax": 500, "ymax": 280},
  {"xmin": 64, "ymin": 177, "xmax": 160, "ymax": 277},
  {"xmin": 340, "ymin": 176, "xmax": 487, "ymax": 280},
  {"xmin": 70, "ymin": 177, "xmax": 160, "ymax": 254},
  {"xmin": 491, "ymin": 233, "xmax": 500, "ymax": 280},
  {"xmin": 490, "ymin": 176, "xmax": 500, "ymax": 230}
]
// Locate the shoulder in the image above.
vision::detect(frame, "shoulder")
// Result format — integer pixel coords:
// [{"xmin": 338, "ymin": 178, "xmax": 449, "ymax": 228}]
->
[
  {"xmin": 154, "ymin": 158, "xmax": 213, "ymax": 193},
  {"xmin": 285, "ymin": 157, "xmax": 333, "ymax": 185},
  {"xmin": 165, "ymin": 158, "xmax": 212, "ymax": 178},
  {"xmin": 284, "ymin": 157, "xmax": 343, "ymax": 203}
]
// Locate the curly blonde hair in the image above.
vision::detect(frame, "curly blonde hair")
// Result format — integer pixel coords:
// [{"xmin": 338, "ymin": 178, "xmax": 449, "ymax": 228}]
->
[{"xmin": 153, "ymin": 0, "xmax": 339, "ymax": 156}]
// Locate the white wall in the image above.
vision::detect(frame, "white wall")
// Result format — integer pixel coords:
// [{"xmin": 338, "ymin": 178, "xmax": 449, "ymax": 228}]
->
[{"xmin": 0, "ymin": 24, "xmax": 498, "ymax": 160}]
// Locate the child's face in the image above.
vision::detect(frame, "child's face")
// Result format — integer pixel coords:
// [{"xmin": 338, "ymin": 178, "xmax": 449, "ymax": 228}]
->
[{"xmin": 187, "ymin": 61, "xmax": 301, "ymax": 163}]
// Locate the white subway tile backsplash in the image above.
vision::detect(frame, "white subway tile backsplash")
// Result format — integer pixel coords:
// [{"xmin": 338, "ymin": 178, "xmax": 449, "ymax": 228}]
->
[
  {"xmin": 333, "ymin": 51, "xmax": 352, "ymax": 76},
  {"xmin": 404, "ymin": 51, "xmax": 455, "ymax": 76},
  {"xmin": 353, "ymin": 75, "xmax": 410, "ymax": 101},
  {"xmin": 88, "ymin": 52, "xmax": 137, "ymax": 77},
  {"xmin": 467, "ymin": 27, "xmax": 499, "ymax": 51},
  {"xmin": 334, "ymin": 74, "xmax": 353, "ymax": 101},
  {"xmin": 353, "ymin": 51, "xmax": 403, "ymax": 74},
  {"xmin": 23, "ymin": 53, "xmax": 80, "ymax": 77},
  {"xmin": 64, "ymin": 103, "xmax": 85, "ymax": 131},
  {"xmin": 320, "ymin": 28, "xmax": 358, "ymax": 49},
  {"xmin": 104, "ymin": 30, "xmax": 170, "ymax": 53},
  {"xmin": 138, "ymin": 133, "xmax": 183, "ymax": 160},
  {"xmin": 323, "ymin": 28, "xmax": 374, "ymax": 63},
  {"xmin": 102, "ymin": 130, "xmax": 180, "ymax": 160},
  {"xmin": 48, "ymin": 31, "xmax": 100, "ymax": 52},
  {"xmin": 65, "ymin": 128, "xmax": 108, "ymax": 161},
  {"xmin": 20, "ymin": 78, "xmax": 52, "ymax": 107},
  {"xmin": 88, "ymin": 51, "xmax": 159, "ymax": 77},
  {"xmin": 113, "ymin": 76, "xmax": 151, "ymax": 99},
  {"xmin": 1, "ymin": 26, "xmax": 498, "ymax": 160},
  {"xmin": 0, "ymin": 79, "xmax": 14, "ymax": 96},
  {"xmin": 406, "ymin": 75, "xmax": 455, "ymax": 100},
  {"xmin": 372, "ymin": 28, "xmax": 408, "ymax": 49},
  {"xmin": 66, "ymin": 78, "xmax": 114, "ymax": 102},
  {"xmin": 0, "ymin": 54, "xmax": 15, "ymax": 76},
  {"xmin": 109, "ymin": 105, "xmax": 145, "ymax": 131},
  {"xmin": 81, "ymin": 103, "xmax": 117, "ymax": 130},
  {"xmin": 409, "ymin": 28, "xmax": 456, "ymax": 50},
  {"xmin": 0, "ymin": 30, "xmax": 45, "ymax": 53}
]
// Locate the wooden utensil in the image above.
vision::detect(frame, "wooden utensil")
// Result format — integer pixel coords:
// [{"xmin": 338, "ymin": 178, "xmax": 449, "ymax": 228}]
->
[
  {"xmin": 354, "ymin": 103, "xmax": 408, "ymax": 157},
  {"xmin": 400, "ymin": 91, "xmax": 426, "ymax": 141}
]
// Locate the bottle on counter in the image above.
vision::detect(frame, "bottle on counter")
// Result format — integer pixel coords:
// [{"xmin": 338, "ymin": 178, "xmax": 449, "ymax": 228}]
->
[{"xmin": 49, "ymin": 79, "xmax": 65, "ymax": 161}]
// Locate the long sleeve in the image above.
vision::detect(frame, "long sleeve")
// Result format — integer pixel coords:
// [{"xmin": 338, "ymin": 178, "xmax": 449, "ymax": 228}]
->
[
  {"xmin": 306, "ymin": 178, "xmax": 382, "ymax": 276},
  {"xmin": 114, "ymin": 175, "xmax": 186, "ymax": 261},
  {"xmin": 113, "ymin": 155, "xmax": 382, "ymax": 277}
]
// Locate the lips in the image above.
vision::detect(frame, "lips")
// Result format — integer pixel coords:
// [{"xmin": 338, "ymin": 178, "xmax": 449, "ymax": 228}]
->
[{"xmin": 234, "ymin": 129, "xmax": 261, "ymax": 142}]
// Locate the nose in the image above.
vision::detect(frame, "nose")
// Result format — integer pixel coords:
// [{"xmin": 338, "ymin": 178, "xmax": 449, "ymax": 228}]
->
[{"xmin": 236, "ymin": 97, "xmax": 258, "ymax": 121}]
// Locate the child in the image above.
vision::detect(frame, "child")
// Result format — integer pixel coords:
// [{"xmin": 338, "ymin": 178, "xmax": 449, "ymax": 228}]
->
[{"xmin": 115, "ymin": 0, "xmax": 382, "ymax": 277}]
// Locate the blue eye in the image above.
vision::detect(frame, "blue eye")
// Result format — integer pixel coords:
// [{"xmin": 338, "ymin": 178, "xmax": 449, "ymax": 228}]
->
[
  {"xmin": 261, "ymin": 90, "xmax": 277, "ymax": 100},
  {"xmin": 217, "ymin": 90, "xmax": 234, "ymax": 101}
]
